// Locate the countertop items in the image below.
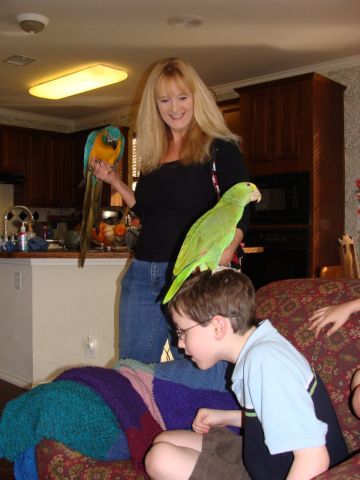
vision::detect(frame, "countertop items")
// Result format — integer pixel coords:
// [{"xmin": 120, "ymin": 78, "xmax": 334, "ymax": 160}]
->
[{"xmin": 0, "ymin": 247, "xmax": 132, "ymax": 259}]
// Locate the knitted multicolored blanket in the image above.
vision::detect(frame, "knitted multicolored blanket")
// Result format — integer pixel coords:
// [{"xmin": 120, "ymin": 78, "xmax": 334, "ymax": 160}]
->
[{"xmin": 0, "ymin": 359, "xmax": 238, "ymax": 475}]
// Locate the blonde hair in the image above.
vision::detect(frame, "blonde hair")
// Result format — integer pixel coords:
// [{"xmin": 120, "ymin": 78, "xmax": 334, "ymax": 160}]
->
[{"xmin": 136, "ymin": 57, "xmax": 239, "ymax": 174}]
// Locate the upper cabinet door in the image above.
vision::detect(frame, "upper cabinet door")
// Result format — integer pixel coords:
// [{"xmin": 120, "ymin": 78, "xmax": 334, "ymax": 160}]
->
[
  {"xmin": 236, "ymin": 82, "xmax": 301, "ymax": 174},
  {"xmin": 25, "ymin": 133, "xmax": 47, "ymax": 205},
  {"xmin": 248, "ymin": 88, "xmax": 272, "ymax": 163},
  {"xmin": 219, "ymin": 102, "xmax": 242, "ymax": 136},
  {"xmin": 0, "ymin": 126, "xmax": 30, "ymax": 173},
  {"xmin": 271, "ymin": 82, "xmax": 301, "ymax": 161}
]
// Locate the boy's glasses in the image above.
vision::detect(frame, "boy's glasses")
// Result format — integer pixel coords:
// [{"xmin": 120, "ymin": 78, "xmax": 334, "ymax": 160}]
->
[{"xmin": 175, "ymin": 323, "xmax": 202, "ymax": 340}]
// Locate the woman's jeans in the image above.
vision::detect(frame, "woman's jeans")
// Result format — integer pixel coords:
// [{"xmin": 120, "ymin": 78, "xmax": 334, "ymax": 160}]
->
[{"xmin": 119, "ymin": 259, "xmax": 184, "ymax": 363}]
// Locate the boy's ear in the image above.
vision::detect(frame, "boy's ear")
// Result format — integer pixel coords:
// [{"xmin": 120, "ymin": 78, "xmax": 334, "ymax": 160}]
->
[{"xmin": 211, "ymin": 315, "xmax": 228, "ymax": 339}]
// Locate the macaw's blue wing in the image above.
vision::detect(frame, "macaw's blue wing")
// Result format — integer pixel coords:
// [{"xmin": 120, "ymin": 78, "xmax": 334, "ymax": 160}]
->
[{"xmin": 79, "ymin": 126, "xmax": 125, "ymax": 267}]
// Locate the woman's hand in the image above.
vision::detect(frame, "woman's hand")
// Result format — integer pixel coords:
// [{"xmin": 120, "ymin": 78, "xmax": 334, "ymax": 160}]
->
[
  {"xmin": 89, "ymin": 156, "xmax": 136, "ymax": 208},
  {"xmin": 308, "ymin": 298, "xmax": 360, "ymax": 338},
  {"xmin": 90, "ymin": 156, "xmax": 118, "ymax": 186},
  {"xmin": 219, "ymin": 228, "xmax": 243, "ymax": 266}
]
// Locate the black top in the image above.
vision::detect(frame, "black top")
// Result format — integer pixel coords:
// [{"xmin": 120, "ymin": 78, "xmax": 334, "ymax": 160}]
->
[{"xmin": 132, "ymin": 139, "xmax": 249, "ymax": 262}]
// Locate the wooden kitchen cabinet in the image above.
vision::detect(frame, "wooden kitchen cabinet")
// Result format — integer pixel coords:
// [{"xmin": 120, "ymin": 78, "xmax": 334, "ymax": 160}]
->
[
  {"xmin": 10, "ymin": 124, "xmax": 128, "ymax": 208},
  {"xmin": 218, "ymin": 100, "xmax": 242, "ymax": 136},
  {"xmin": 219, "ymin": 87, "xmax": 301, "ymax": 173},
  {"xmin": 14, "ymin": 130, "xmax": 69, "ymax": 207},
  {"xmin": 47, "ymin": 133, "xmax": 74, "ymax": 207},
  {"xmin": 220, "ymin": 73, "xmax": 346, "ymax": 282},
  {"xmin": 0, "ymin": 125, "xmax": 30, "ymax": 173},
  {"xmin": 234, "ymin": 73, "xmax": 344, "ymax": 176},
  {"xmin": 236, "ymin": 83, "xmax": 301, "ymax": 172},
  {"xmin": 13, "ymin": 128, "xmax": 108, "ymax": 208},
  {"xmin": 23, "ymin": 132, "xmax": 48, "ymax": 205}
]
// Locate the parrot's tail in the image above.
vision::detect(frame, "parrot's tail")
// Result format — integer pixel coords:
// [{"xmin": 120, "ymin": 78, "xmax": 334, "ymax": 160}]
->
[
  {"xmin": 79, "ymin": 176, "xmax": 102, "ymax": 268},
  {"xmin": 162, "ymin": 263, "xmax": 197, "ymax": 304}
]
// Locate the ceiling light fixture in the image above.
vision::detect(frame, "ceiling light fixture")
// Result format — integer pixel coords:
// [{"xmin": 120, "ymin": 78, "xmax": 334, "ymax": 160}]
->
[
  {"xmin": 16, "ymin": 13, "xmax": 49, "ymax": 34},
  {"xmin": 29, "ymin": 64, "xmax": 128, "ymax": 100}
]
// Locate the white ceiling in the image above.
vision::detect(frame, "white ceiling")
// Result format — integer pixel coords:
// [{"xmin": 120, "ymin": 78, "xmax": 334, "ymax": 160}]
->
[{"xmin": 1, "ymin": 0, "xmax": 360, "ymax": 124}]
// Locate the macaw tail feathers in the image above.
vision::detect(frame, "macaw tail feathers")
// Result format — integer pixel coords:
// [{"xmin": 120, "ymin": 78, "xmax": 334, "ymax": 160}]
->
[{"xmin": 79, "ymin": 174, "xmax": 103, "ymax": 268}]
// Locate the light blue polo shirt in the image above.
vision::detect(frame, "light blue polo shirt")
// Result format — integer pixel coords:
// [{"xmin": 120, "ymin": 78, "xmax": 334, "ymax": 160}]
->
[{"xmin": 231, "ymin": 319, "xmax": 328, "ymax": 455}]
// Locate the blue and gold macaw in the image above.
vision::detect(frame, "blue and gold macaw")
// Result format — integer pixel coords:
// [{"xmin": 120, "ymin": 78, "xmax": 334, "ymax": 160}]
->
[{"xmin": 79, "ymin": 125, "xmax": 125, "ymax": 267}]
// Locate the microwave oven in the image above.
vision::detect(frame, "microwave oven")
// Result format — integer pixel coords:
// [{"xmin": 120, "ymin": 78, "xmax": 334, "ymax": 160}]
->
[{"xmin": 250, "ymin": 172, "xmax": 310, "ymax": 224}]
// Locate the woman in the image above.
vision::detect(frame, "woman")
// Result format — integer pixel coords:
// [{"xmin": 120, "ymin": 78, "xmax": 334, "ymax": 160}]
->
[{"xmin": 92, "ymin": 57, "xmax": 249, "ymax": 363}]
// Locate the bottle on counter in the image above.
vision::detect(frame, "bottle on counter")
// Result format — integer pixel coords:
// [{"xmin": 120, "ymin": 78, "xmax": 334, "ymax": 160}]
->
[
  {"xmin": 42, "ymin": 224, "xmax": 49, "ymax": 239},
  {"xmin": 18, "ymin": 222, "xmax": 29, "ymax": 252},
  {"xmin": 28, "ymin": 223, "xmax": 36, "ymax": 239}
]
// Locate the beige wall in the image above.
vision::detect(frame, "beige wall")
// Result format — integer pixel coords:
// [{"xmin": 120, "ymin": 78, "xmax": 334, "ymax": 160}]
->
[{"xmin": 324, "ymin": 65, "xmax": 360, "ymax": 254}]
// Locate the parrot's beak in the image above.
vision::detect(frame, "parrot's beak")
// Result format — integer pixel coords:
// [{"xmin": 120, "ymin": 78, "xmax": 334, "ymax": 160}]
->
[
  {"xmin": 109, "ymin": 139, "xmax": 118, "ymax": 150},
  {"xmin": 106, "ymin": 133, "xmax": 118, "ymax": 150},
  {"xmin": 250, "ymin": 189, "xmax": 262, "ymax": 203}
]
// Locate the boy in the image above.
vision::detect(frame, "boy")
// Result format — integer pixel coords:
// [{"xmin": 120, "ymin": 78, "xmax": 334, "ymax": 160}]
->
[{"xmin": 145, "ymin": 269, "xmax": 348, "ymax": 480}]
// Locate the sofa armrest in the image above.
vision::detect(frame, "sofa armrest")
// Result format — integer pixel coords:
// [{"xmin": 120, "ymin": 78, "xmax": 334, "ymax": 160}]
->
[{"xmin": 313, "ymin": 452, "xmax": 360, "ymax": 479}]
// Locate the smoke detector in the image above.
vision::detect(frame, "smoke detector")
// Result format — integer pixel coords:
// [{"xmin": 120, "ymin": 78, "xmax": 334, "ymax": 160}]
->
[{"xmin": 16, "ymin": 13, "xmax": 49, "ymax": 34}]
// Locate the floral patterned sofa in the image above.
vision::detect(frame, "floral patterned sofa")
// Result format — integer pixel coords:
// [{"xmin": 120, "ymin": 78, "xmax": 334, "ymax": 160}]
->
[{"xmin": 7, "ymin": 278, "xmax": 360, "ymax": 479}]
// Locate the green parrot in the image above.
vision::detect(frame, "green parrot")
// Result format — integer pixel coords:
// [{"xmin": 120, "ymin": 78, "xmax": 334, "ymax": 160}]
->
[
  {"xmin": 79, "ymin": 125, "xmax": 125, "ymax": 267},
  {"xmin": 163, "ymin": 181, "xmax": 261, "ymax": 303}
]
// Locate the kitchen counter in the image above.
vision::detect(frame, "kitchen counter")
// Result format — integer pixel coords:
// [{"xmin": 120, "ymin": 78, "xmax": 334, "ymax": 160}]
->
[
  {"xmin": 0, "ymin": 250, "xmax": 133, "ymax": 388},
  {"xmin": 0, "ymin": 247, "xmax": 132, "ymax": 260}
]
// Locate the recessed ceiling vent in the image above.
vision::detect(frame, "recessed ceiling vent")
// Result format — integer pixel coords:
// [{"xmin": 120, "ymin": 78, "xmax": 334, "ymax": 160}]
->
[
  {"xmin": 3, "ymin": 54, "xmax": 36, "ymax": 66},
  {"xmin": 168, "ymin": 14, "xmax": 204, "ymax": 28}
]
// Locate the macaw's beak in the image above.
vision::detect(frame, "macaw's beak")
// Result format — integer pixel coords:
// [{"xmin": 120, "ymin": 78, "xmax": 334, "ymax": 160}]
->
[
  {"xmin": 105, "ymin": 133, "xmax": 118, "ymax": 150},
  {"xmin": 109, "ymin": 139, "xmax": 118, "ymax": 150}
]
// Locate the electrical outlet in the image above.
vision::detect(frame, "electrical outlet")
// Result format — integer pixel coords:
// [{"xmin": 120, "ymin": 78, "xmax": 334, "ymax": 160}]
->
[
  {"xmin": 14, "ymin": 271, "xmax": 22, "ymax": 290},
  {"xmin": 85, "ymin": 335, "xmax": 97, "ymax": 358}
]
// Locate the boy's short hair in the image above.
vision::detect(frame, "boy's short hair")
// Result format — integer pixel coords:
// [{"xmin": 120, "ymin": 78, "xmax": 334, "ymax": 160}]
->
[{"xmin": 168, "ymin": 268, "xmax": 258, "ymax": 334}]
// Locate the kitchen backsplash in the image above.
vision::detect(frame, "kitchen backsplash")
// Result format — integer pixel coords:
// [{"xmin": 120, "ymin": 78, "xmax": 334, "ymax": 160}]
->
[
  {"xmin": 0, "ymin": 184, "xmax": 13, "ymax": 233},
  {"xmin": 0, "ymin": 184, "xmax": 79, "ymax": 237}
]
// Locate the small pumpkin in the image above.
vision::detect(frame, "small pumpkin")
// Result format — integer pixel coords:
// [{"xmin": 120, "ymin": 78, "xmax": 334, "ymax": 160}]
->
[
  {"xmin": 103, "ymin": 225, "xmax": 115, "ymax": 244},
  {"xmin": 114, "ymin": 223, "xmax": 126, "ymax": 237}
]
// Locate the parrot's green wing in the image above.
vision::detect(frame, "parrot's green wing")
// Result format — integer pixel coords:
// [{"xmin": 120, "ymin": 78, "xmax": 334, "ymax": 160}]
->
[
  {"xmin": 173, "ymin": 203, "xmax": 239, "ymax": 275},
  {"xmin": 163, "ymin": 181, "xmax": 262, "ymax": 303},
  {"xmin": 163, "ymin": 204, "xmax": 238, "ymax": 303}
]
